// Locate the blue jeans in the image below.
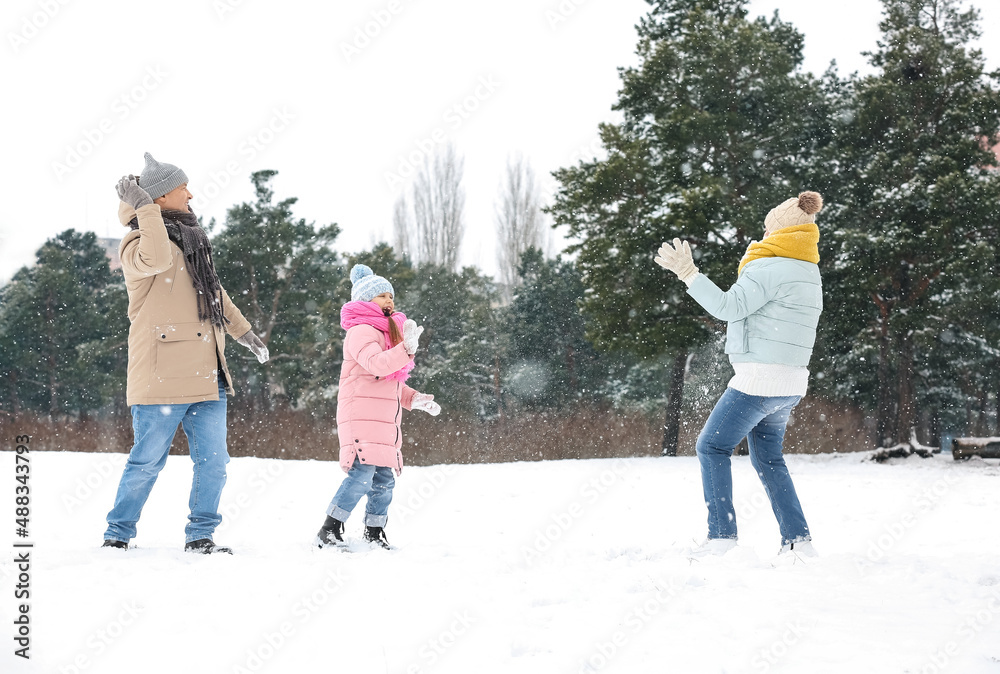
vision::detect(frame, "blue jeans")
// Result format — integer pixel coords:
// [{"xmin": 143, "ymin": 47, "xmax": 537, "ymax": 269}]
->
[
  {"xmin": 327, "ymin": 457, "xmax": 395, "ymax": 527},
  {"xmin": 105, "ymin": 387, "xmax": 230, "ymax": 544},
  {"xmin": 695, "ymin": 387, "xmax": 810, "ymax": 545}
]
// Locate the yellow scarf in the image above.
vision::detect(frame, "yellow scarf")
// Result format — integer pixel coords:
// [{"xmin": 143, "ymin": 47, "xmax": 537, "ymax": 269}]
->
[{"xmin": 737, "ymin": 223, "xmax": 820, "ymax": 275}]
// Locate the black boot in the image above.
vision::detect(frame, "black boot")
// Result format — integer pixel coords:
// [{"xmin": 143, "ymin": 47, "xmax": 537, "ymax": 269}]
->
[
  {"xmin": 316, "ymin": 516, "xmax": 345, "ymax": 548},
  {"xmin": 102, "ymin": 539, "xmax": 128, "ymax": 550},
  {"xmin": 364, "ymin": 525, "xmax": 391, "ymax": 549},
  {"xmin": 184, "ymin": 538, "xmax": 233, "ymax": 555}
]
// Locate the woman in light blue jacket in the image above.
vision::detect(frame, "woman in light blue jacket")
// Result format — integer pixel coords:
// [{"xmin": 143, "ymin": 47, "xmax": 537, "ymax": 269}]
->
[{"xmin": 655, "ymin": 192, "xmax": 824, "ymax": 557}]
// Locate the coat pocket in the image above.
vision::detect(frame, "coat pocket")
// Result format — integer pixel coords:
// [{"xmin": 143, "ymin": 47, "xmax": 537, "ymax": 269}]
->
[
  {"xmin": 725, "ymin": 318, "xmax": 749, "ymax": 355},
  {"xmin": 153, "ymin": 322, "xmax": 215, "ymax": 379}
]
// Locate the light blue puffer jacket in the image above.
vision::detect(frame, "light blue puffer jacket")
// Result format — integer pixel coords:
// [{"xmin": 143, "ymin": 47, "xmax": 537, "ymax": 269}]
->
[{"xmin": 686, "ymin": 257, "xmax": 823, "ymax": 367}]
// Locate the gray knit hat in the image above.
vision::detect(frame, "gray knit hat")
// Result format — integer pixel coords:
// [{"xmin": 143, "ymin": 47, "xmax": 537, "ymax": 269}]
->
[
  {"xmin": 350, "ymin": 264, "xmax": 394, "ymax": 302},
  {"xmin": 138, "ymin": 152, "xmax": 188, "ymax": 200}
]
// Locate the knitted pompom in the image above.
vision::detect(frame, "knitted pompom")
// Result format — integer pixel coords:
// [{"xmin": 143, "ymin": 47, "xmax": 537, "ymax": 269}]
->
[
  {"xmin": 797, "ymin": 191, "xmax": 823, "ymax": 215},
  {"xmin": 350, "ymin": 264, "xmax": 373, "ymax": 285}
]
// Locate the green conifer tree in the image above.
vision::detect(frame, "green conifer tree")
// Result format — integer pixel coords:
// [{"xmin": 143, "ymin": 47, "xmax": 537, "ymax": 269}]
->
[
  {"xmin": 210, "ymin": 171, "xmax": 342, "ymax": 411},
  {"xmin": 0, "ymin": 230, "xmax": 125, "ymax": 416},
  {"xmin": 822, "ymin": 0, "xmax": 1000, "ymax": 445},
  {"xmin": 549, "ymin": 0, "xmax": 829, "ymax": 454}
]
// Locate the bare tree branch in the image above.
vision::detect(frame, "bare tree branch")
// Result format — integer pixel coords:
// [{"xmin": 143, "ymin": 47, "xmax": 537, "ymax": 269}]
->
[
  {"xmin": 399, "ymin": 143, "xmax": 466, "ymax": 270},
  {"xmin": 392, "ymin": 194, "xmax": 412, "ymax": 260},
  {"xmin": 495, "ymin": 152, "xmax": 544, "ymax": 301}
]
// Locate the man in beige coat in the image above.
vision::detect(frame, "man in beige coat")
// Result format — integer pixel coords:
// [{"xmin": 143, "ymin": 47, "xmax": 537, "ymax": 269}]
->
[{"xmin": 103, "ymin": 153, "xmax": 269, "ymax": 554}]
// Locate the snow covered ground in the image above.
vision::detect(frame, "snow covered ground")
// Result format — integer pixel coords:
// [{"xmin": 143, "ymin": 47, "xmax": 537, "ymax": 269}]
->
[{"xmin": 1, "ymin": 449, "xmax": 998, "ymax": 674}]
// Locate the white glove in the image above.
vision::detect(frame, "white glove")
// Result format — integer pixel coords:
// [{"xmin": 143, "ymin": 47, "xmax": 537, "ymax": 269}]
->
[
  {"xmin": 402, "ymin": 319, "xmax": 424, "ymax": 355},
  {"xmin": 412, "ymin": 393, "xmax": 440, "ymax": 416},
  {"xmin": 654, "ymin": 238, "xmax": 699, "ymax": 284},
  {"xmin": 237, "ymin": 330, "xmax": 270, "ymax": 364}
]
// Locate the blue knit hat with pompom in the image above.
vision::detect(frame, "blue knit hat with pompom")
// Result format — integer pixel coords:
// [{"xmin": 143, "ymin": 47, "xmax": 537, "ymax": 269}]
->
[{"xmin": 350, "ymin": 264, "xmax": 394, "ymax": 302}]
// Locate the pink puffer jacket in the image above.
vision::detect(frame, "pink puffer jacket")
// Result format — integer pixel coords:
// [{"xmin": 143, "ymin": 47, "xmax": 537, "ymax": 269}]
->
[{"xmin": 337, "ymin": 324, "xmax": 416, "ymax": 475}]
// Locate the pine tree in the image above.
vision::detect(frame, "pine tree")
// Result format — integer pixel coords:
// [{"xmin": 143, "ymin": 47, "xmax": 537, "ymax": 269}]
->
[
  {"xmin": 503, "ymin": 249, "xmax": 606, "ymax": 411},
  {"xmin": 0, "ymin": 230, "xmax": 125, "ymax": 416},
  {"xmin": 549, "ymin": 0, "xmax": 829, "ymax": 454},
  {"xmin": 402, "ymin": 263, "xmax": 500, "ymax": 417},
  {"xmin": 210, "ymin": 170, "xmax": 342, "ymax": 411},
  {"xmin": 822, "ymin": 0, "xmax": 1000, "ymax": 446}
]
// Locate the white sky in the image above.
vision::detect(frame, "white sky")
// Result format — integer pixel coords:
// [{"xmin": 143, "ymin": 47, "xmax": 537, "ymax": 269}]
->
[{"xmin": 1, "ymin": 0, "xmax": 998, "ymax": 284}]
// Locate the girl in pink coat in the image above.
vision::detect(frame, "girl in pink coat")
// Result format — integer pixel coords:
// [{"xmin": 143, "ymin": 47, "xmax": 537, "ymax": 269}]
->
[{"xmin": 316, "ymin": 265, "xmax": 440, "ymax": 549}]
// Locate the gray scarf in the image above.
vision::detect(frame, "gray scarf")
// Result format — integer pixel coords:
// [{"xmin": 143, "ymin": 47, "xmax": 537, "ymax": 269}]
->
[{"xmin": 129, "ymin": 209, "xmax": 229, "ymax": 328}]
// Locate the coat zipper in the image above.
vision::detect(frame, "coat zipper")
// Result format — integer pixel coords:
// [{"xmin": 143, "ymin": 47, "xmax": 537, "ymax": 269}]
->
[{"xmin": 395, "ymin": 384, "xmax": 401, "ymax": 444}]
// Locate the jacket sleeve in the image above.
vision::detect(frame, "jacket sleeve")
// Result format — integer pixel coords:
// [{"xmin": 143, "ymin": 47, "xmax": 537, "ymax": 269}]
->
[
  {"xmin": 220, "ymin": 286, "xmax": 253, "ymax": 339},
  {"xmin": 686, "ymin": 267, "xmax": 776, "ymax": 322},
  {"xmin": 345, "ymin": 326, "xmax": 415, "ymax": 377},
  {"xmin": 119, "ymin": 203, "xmax": 174, "ymax": 278},
  {"xmin": 400, "ymin": 385, "xmax": 417, "ymax": 411}
]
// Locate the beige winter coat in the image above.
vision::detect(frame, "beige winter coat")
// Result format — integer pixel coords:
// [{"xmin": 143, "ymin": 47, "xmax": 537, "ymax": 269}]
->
[{"xmin": 117, "ymin": 202, "xmax": 251, "ymax": 405}]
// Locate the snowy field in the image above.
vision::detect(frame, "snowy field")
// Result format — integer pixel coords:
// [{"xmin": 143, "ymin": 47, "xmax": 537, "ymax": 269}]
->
[{"xmin": 1, "ymin": 449, "xmax": 998, "ymax": 674}]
